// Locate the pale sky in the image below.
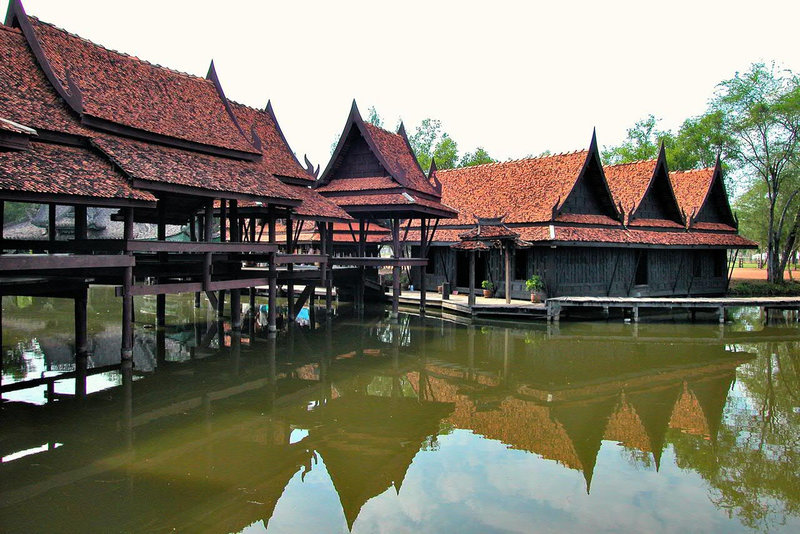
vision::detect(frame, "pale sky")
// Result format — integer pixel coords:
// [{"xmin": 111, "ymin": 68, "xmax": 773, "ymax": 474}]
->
[{"xmin": 5, "ymin": 0, "xmax": 800, "ymax": 169}]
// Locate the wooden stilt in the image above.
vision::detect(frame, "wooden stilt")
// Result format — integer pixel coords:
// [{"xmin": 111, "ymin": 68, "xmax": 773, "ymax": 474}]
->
[
  {"xmin": 268, "ymin": 208, "xmax": 277, "ymax": 334},
  {"xmin": 420, "ymin": 218, "xmax": 427, "ymax": 315},
  {"xmin": 48, "ymin": 203, "xmax": 56, "ymax": 241},
  {"xmin": 74, "ymin": 285, "xmax": 88, "ymax": 398},
  {"xmin": 391, "ymin": 218, "xmax": 400, "ymax": 318},
  {"xmin": 121, "ymin": 207, "xmax": 134, "ymax": 361},
  {"xmin": 468, "ymin": 250, "xmax": 476, "ymax": 307},
  {"xmin": 191, "ymin": 215, "xmax": 201, "ymax": 308},
  {"xmin": 157, "ymin": 202, "xmax": 166, "ymax": 326},
  {"xmin": 505, "ymin": 243, "xmax": 511, "ymax": 304},
  {"xmin": 203, "ymin": 200, "xmax": 213, "ymax": 307},
  {"xmin": 286, "ymin": 217, "xmax": 295, "ymax": 320},
  {"xmin": 230, "ymin": 200, "xmax": 241, "ymax": 330}
]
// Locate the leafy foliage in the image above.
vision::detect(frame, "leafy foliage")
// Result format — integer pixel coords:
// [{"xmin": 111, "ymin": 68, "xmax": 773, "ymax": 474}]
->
[{"xmin": 459, "ymin": 147, "xmax": 495, "ymax": 167}]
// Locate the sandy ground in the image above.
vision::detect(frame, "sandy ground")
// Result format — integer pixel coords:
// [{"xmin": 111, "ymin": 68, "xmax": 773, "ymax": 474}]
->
[{"xmin": 731, "ymin": 267, "xmax": 800, "ymax": 281}]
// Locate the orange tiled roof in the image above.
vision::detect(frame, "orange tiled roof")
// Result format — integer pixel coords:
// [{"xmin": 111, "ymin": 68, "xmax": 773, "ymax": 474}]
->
[
  {"xmin": 361, "ymin": 122, "xmax": 437, "ymax": 196},
  {"xmin": 604, "ymin": 159, "xmax": 658, "ymax": 220},
  {"xmin": 436, "ymin": 152, "xmax": 589, "ymax": 225},
  {"xmin": 228, "ymin": 101, "xmax": 314, "ymax": 182},
  {"xmin": 0, "ymin": 24, "xmax": 91, "ymax": 137},
  {"xmin": 26, "ymin": 16, "xmax": 258, "ymax": 154},
  {"xmin": 670, "ymin": 168, "xmax": 714, "ymax": 221},
  {"xmin": 315, "ymin": 176, "xmax": 398, "ymax": 193}
]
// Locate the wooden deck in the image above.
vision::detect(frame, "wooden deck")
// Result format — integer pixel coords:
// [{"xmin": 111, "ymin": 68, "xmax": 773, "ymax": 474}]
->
[
  {"xmin": 393, "ymin": 290, "xmax": 546, "ymax": 318},
  {"xmin": 546, "ymin": 295, "xmax": 800, "ymax": 323}
]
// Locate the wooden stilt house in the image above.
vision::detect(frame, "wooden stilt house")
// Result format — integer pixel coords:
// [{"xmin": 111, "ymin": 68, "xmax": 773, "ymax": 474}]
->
[
  {"xmin": 314, "ymin": 101, "xmax": 457, "ymax": 314},
  {"xmin": 413, "ymin": 132, "xmax": 755, "ymax": 299}
]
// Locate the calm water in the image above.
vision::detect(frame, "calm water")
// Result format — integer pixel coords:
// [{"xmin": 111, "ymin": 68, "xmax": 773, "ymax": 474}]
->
[{"xmin": 2, "ymin": 288, "xmax": 800, "ymax": 533}]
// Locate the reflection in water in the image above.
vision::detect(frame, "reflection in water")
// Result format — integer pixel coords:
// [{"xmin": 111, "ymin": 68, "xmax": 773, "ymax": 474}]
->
[{"xmin": 1, "ymin": 289, "xmax": 800, "ymax": 532}]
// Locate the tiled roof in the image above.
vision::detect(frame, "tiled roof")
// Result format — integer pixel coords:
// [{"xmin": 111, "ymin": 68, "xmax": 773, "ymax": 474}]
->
[
  {"xmin": 458, "ymin": 219, "xmax": 520, "ymax": 240},
  {"xmin": 692, "ymin": 221, "xmax": 736, "ymax": 232},
  {"xmin": 670, "ymin": 168, "xmax": 714, "ymax": 221},
  {"xmin": 27, "ymin": 17, "xmax": 258, "ymax": 154},
  {"xmin": 92, "ymin": 135, "xmax": 297, "ymax": 202},
  {"xmin": 549, "ymin": 226, "xmax": 756, "ymax": 248},
  {"xmin": 285, "ymin": 185, "xmax": 352, "ymax": 221},
  {"xmin": 451, "ymin": 240, "xmax": 490, "ymax": 251},
  {"xmin": 228, "ymin": 101, "xmax": 314, "ymax": 182},
  {"xmin": 0, "ymin": 24, "xmax": 91, "ymax": 137},
  {"xmin": 0, "ymin": 140, "xmax": 154, "ymax": 202},
  {"xmin": 604, "ymin": 160, "xmax": 657, "ymax": 219},
  {"xmin": 315, "ymin": 176, "xmax": 398, "ymax": 192},
  {"xmin": 555, "ymin": 213, "xmax": 619, "ymax": 225},
  {"xmin": 328, "ymin": 192, "xmax": 458, "ymax": 215},
  {"xmin": 628, "ymin": 218, "xmax": 685, "ymax": 229},
  {"xmin": 361, "ymin": 122, "xmax": 437, "ymax": 196},
  {"xmin": 436, "ymin": 152, "xmax": 589, "ymax": 225},
  {"xmin": 0, "ymin": 117, "xmax": 35, "ymax": 135},
  {"xmin": 398, "ymin": 224, "xmax": 756, "ymax": 248}
]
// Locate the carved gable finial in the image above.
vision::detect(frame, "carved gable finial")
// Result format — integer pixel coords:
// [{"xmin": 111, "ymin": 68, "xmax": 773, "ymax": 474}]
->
[{"xmin": 304, "ymin": 154, "xmax": 320, "ymax": 178}]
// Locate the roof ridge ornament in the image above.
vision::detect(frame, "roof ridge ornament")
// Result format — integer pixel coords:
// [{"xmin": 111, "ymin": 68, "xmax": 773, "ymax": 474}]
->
[
  {"xmin": 206, "ymin": 59, "xmax": 260, "ymax": 151},
  {"xmin": 64, "ymin": 68, "xmax": 84, "ymax": 113},
  {"xmin": 428, "ymin": 158, "xmax": 442, "ymax": 195},
  {"xmin": 303, "ymin": 154, "xmax": 320, "ymax": 178}
]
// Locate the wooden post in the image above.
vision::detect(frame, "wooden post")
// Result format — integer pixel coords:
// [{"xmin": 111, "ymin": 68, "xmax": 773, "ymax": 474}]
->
[
  {"xmin": 74, "ymin": 205, "xmax": 87, "ymax": 240},
  {"xmin": 230, "ymin": 200, "xmax": 241, "ymax": 330},
  {"xmin": 392, "ymin": 218, "xmax": 400, "ymax": 318},
  {"xmin": 0, "ymin": 200, "xmax": 4, "ymax": 242},
  {"xmin": 268, "ymin": 208, "xmax": 277, "ymax": 333},
  {"xmin": 327, "ymin": 222, "xmax": 334, "ymax": 313},
  {"xmin": 219, "ymin": 199, "xmax": 227, "ymax": 242},
  {"xmin": 505, "ymin": 243, "xmax": 511, "ymax": 304},
  {"xmin": 469, "ymin": 250, "xmax": 476, "ymax": 307},
  {"xmin": 249, "ymin": 215, "xmax": 257, "ymax": 323},
  {"xmin": 156, "ymin": 202, "xmax": 166, "ymax": 328},
  {"xmin": 357, "ymin": 219, "xmax": 366, "ymax": 311},
  {"xmin": 48, "ymin": 203, "xmax": 56, "ymax": 241},
  {"xmin": 121, "ymin": 207, "xmax": 134, "ymax": 361},
  {"xmin": 286, "ymin": 217, "xmax": 295, "ymax": 321},
  {"xmin": 203, "ymin": 200, "xmax": 213, "ymax": 294},
  {"xmin": 74, "ymin": 285, "xmax": 88, "ymax": 398},
  {"xmin": 419, "ymin": 218, "xmax": 427, "ymax": 314},
  {"xmin": 190, "ymin": 214, "xmax": 201, "ymax": 308}
]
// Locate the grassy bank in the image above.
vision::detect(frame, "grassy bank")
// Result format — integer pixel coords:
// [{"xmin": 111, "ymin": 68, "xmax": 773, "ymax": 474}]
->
[{"xmin": 728, "ymin": 280, "xmax": 800, "ymax": 297}]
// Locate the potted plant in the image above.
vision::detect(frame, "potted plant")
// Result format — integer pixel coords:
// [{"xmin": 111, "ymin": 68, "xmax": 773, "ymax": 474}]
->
[
  {"xmin": 481, "ymin": 280, "xmax": 495, "ymax": 298},
  {"xmin": 526, "ymin": 275, "xmax": 545, "ymax": 303}
]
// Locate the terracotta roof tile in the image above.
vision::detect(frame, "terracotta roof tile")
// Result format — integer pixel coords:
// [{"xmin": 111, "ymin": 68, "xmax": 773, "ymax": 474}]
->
[
  {"xmin": 555, "ymin": 213, "xmax": 619, "ymax": 225},
  {"xmin": 670, "ymin": 168, "xmax": 714, "ymax": 221},
  {"xmin": 627, "ymin": 218, "xmax": 685, "ymax": 229},
  {"xmin": 437, "ymin": 152, "xmax": 589, "ymax": 225},
  {"xmin": 604, "ymin": 160, "xmax": 657, "ymax": 219},
  {"xmin": 0, "ymin": 24, "xmax": 91, "ymax": 136},
  {"xmin": 285, "ymin": 185, "xmax": 352, "ymax": 220},
  {"xmin": 451, "ymin": 240, "xmax": 490, "ymax": 250},
  {"xmin": 0, "ymin": 140, "xmax": 154, "ymax": 202},
  {"xmin": 228, "ymin": 101, "xmax": 314, "ymax": 182},
  {"xmin": 692, "ymin": 221, "xmax": 736, "ymax": 232},
  {"xmin": 362, "ymin": 122, "xmax": 436, "ymax": 196},
  {"xmin": 329, "ymin": 192, "xmax": 458, "ymax": 215},
  {"xmin": 92, "ymin": 135, "xmax": 297, "ymax": 202},
  {"xmin": 315, "ymin": 176, "xmax": 398, "ymax": 192},
  {"xmin": 28, "ymin": 17, "xmax": 257, "ymax": 154},
  {"xmin": 399, "ymin": 224, "xmax": 755, "ymax": 248},
  {"xmin": 0, "ymin": 117, "xmax": 35, "ymax": 135}
]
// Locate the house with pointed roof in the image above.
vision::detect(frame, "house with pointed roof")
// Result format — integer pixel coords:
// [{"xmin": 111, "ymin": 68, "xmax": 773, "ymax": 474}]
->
[
  {"xmin": 315, "ymin": 101, "xmax": 458, "ymax": 314},
  {"xmin": 414, "ymin": 132, "xmax": 755, "ymax": 299}
]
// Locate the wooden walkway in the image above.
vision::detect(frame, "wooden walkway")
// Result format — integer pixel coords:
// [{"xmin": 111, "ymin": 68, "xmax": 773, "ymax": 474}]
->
[
  {"xmin": 546, "ymin": 296, "xmax": 800, "ymax": 323},
  {"xmin": 394, "ymin": 291, "xmax": 546, "ymax": 318}
]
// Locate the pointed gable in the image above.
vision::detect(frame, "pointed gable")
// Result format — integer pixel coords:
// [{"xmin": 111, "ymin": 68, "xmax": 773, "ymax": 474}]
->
[
  {"xmin": 605, "ymin": 146, "xmax": 684, "ymax": 227},
  {"xmin": 671, "ymin": 161, "xmax": 736, "ymax": 230},
  {"xmin": 228, "ymin": 100, "xmax": 315, "ymax": 183},
  {"xmin": 7, "ymin": 1, "xmax": 259, "ymax": 156},
  {"xmin": 556, "ymin": 132, "xmax": 620, "ymax": 224},
  {"xmin": 437, "ymin": 151, "xmax": 589, "ymax": 225}
]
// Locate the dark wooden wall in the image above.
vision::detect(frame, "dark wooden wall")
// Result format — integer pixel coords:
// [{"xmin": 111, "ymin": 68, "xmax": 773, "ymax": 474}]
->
[
  {"xmin": 425, "ymin": 245, "xmax": 728, "ymax": 299},
  {"xmin": 331, "ymin": 130, "xmax": 388, "ymax": 180},
  {"xmin": 560, "ymin": 157, "xmax": 615, "ymax": 218}
]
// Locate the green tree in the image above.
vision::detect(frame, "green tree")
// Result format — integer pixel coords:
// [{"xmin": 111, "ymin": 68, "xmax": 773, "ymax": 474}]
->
[
  {"xmin": 459, "ymin": 147, "xmax": 495, "ymax": 167},
  {"xmin": 603, "ymin": 115, "xmax": 674, "ymax": 164},
  {"xmin": 366, "ymin": 106, "xmax": 384, "ymax": 128},
  {"xmin": 669, "ymin": 111, "xmax": 736, "ymax": 171},
  {"xmin": 432, "ymin": 134, "xmax": 459, "ymax": 169},
  {"xmin": 713, "ymin": 62, "xmax": 800, "ymax": 282}
]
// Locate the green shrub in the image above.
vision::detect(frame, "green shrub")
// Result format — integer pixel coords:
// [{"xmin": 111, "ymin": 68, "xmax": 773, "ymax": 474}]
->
[{"xmin": 728, "ymin": 280, "xmax": 800, "ymax": 297}]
